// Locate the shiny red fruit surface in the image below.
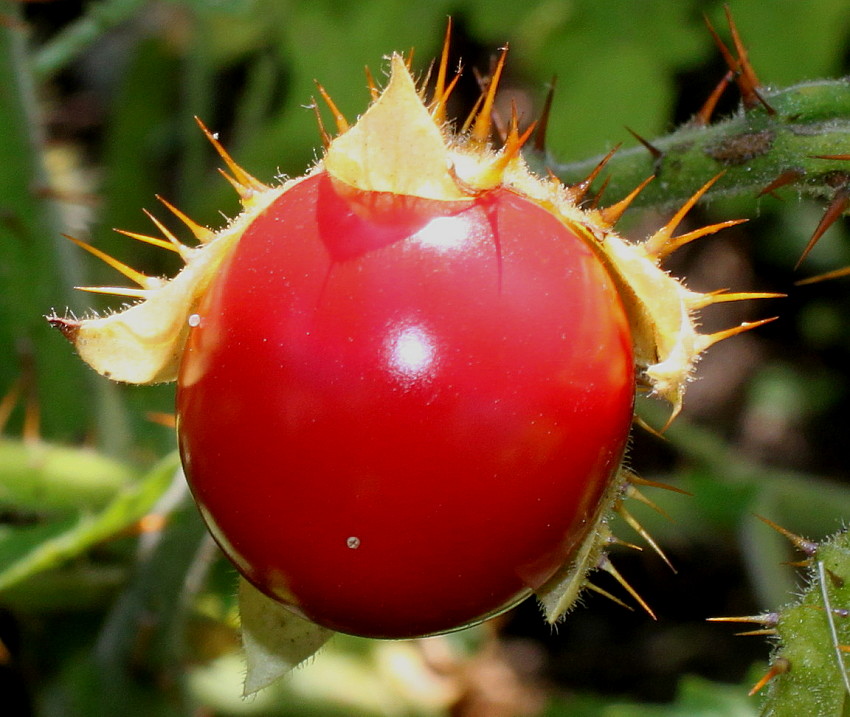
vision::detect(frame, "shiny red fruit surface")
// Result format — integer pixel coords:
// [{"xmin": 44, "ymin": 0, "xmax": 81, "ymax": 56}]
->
[{"xmin": 176, "ymin": 171, "xmax": 635, "ymax": 638}]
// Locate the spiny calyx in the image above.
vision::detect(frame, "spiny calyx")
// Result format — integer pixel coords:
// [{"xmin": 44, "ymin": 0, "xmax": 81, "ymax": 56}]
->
[{"xmin": 48, "ymin": 52, "xmax": 770, "ymax": 421}]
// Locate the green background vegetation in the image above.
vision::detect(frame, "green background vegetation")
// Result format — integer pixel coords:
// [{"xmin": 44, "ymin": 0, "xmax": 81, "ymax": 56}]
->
[{"xmin": 3, "ymin": 0, "xmax": 850, "ymax": 714}]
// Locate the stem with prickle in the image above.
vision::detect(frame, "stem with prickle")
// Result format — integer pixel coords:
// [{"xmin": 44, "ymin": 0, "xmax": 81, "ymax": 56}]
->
[{"xmin": 536, "ymin": 78, "xmax": 850, "ymax": 212}]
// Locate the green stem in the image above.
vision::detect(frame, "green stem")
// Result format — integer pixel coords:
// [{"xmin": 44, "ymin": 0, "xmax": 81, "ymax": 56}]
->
[
  {"xmin": 540, "ymin": 79, "xmax": 850, "ymax": 210},
  {"xmin": 33, "ymin": 0, "xmax": 145, "ymax": 82}
]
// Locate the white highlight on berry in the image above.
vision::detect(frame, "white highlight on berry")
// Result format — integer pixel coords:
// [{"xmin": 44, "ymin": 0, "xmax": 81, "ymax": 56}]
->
[
  {"xmin": 414, "ymin": 215, "xmax": 470, "ymax": 253},
  {"xmin": 188, "ymin": 313, "xmax": 201, "ymax": 327},
  {"xmin": 387, "ymin": 324, "xmax": 436, "ymax": 382}
]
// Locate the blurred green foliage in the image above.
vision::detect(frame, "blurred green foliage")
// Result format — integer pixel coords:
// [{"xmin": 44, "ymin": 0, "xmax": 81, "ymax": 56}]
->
[{"xmin": 1, "ymin": 0, "xmax": 850, "ymax": 714}]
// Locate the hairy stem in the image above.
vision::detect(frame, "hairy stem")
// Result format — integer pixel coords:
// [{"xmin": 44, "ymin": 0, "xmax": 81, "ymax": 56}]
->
[{"xmin": 539, "ymin": 79, "xmax": 850, "ymax": 210}]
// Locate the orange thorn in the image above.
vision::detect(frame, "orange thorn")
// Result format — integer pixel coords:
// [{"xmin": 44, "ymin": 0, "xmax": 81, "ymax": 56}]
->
[
  {"xmin": 470, "ymin": 45, "xmax": 509, "ymax": 146},
  {"xmin": 194, "ymin": 117, "xmax": 268, "ymax": 193},
  {"xmin": 755, "ymin": 514, "xmax": 819, "ymax": 555},
  {"xmin": 598, "ymin": 175, "xmax": 654, "ymax": 227},
  {"xmin": 749, "ymin": 657, "xmax": 790, "ymax": 696},
  {"xmin": 314, "ymin": 81, "xmax": 350, "ymax": 135},
  {"xmin": 310, "ymin": 97, "xmax": 332, "ymax": 150},
  {"xmin": 588, "ymin": 175, "xmax": 611, "ymax": 210},
  {"xmin": 599, "ymin": 555, "xmax": 657, "ymax": 620},
  {"xmin": 156, "ymin": 195, "xmax": 214, "ymax": 243},
  {"xmin": 694, "ymin": 70, "xmax": 734, "ymax": 126},
  {"xmin": 566, "ymin": 144, "xmax": 621, "ymax": 204},
  {"xmin": 532, "ymin": 76, "xmax": 557, "ymax": 154},
  {"xmin": 644, "ymin": 173, "xmax": 726, "ymax": 257},
  {"xmin": 724, "ymin": 5, "xmax": 773, "ymax": 114},
  {"xmin": 758, "ymin": 169, "xmax": 805, "ymax": 199},
  {"xmin": 653, "ymin": 218, "xmax": 749, "ymax": 261},
  {"xmin": 142, "ymin": 209, "xmax": 191, "ymax": 260},
  {"xmin": 690, "ymin": 288, "xmax": 784, "ymax": 310},
  {"xmin": 429, "ymin": 18, "xmax": 453, "ymax": 124},
  {"xmin": 75, "ymin": 286, "xmax": 151, "ymax": 299},
  {"xmin": 364, "ymin": 66, "xmax": 380, "ymax": 102},
  {"xmin": 708, "ymin": 613, "xmax": 780, "ymax": 627},
  {"xmin": 404, "ymin": 47, "xmax": 415, "ymax": 72},
  {"xmin": 64, "ymin": 234, "xmax": 160, "ymax": 290},
  {"xmin": 626, "ymin": 127, "xmax": 663, "ymax": 161},
  {"xmin": 796, "ymin": 186, "xmax": 850, "ymax": 269},
  {"xmin": 113, "ymin": 227, "xmax": 180, "ymax": 254},
  {"xmin": 696, "ymin": 316, "xmax": 778, "ymax": 352}
]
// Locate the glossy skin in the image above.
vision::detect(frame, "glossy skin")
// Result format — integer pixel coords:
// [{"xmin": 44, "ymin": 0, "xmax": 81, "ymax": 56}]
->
[{"xmin": 177, "ymin": 172, "xmax": 635, "ymax": 638}]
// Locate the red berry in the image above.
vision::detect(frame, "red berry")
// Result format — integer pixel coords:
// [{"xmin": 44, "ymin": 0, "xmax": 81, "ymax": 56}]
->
[{"xmin": 176, "ymin": 172, "xmax": 634, "ymax": 638}]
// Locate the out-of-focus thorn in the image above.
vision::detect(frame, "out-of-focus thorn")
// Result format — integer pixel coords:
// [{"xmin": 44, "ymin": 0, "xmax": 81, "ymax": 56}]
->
[
  {"xmin": 633, "ymin": 414, "xmax": 666, "ymax": 440},
  {"xmin": 146, "ymin": 411, "xmax": 177, "ymax": 429},
  {"xmin": 313, "ymin": 82, "xmax": 350, "ymax": 136},
  {"xmin": 598, "ymin": 175, "xmax": 654, "ymax": 228},
  {"xmin": 643, "ymin": 173, "xmax": 726, "ymax": 259},
  {"xmin": 364, "ymin": 65, "xmax": 380, "ymax": 102},
  {"xmin": 795, "ymin": 186, "xmax": 850, "ymax": 270},
  {"xmin": 749, "ymin": 657, "xmax": 790, "ymax": 696},
  {"xmin": 0, "ymin": 377, "xmax": 23, "ymax": 434},
  {"xmin": 565, "ymin": 144, "xmax": 621, "ymax": 204},
  {"xmin": 584, "ymin": 581, "xmax": 635, "ymax": 612},
  {"xmin": 615, "ymin": 505, "xmax": 676, "ymax": 572},
  {"xmin": 694, "ymin": 70, "xmax": 734, "ymax": 126},
  {"xmin": 758, "ymin": 169, "xmax": 805, "ymax": 199},
  {"xmin": 626, "ymin": 127, "xmax": 663, "ymax": 161},
  {"xmin": 532, "ymin": 75, "xmax": 557, "ymax": 154},
  {"xmin": 599, "ymin": 555, "xmax": 657, "ymax": 620},
  {"xmin": 796, "ymin": 265, "xmax": 850, "ymax": 286},
  {"xmin": 695, "ymin": 316, "xmax": 778, "ymax": 353},
  {"xmin": 755, "ymin": 514, "xmax": 819, "ymax": 556}
]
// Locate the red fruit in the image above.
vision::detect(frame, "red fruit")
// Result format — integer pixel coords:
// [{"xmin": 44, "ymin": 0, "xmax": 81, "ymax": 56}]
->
[
  {"xmin": 51, "ymin": 48, "xmax": 767, "ymax": 650},
  {"xmin": 176, "ymin": 172, "xmax": 634, "ymax": 637}
]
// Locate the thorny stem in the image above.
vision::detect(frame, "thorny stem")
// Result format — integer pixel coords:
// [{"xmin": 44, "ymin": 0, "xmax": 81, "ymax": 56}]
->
[{"xmin": 539, "ymin": 79, "xmax": 850, "ymax": 212}]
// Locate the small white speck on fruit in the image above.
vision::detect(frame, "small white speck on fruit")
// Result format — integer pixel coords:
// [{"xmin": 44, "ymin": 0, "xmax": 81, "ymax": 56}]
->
[
  {"xmin": 346, "ymin": 536, "xmax": 361, "ymax": 549},
  {"xmin": 188, "ymin": 314, "xmax": 201, "ymax": 327}
]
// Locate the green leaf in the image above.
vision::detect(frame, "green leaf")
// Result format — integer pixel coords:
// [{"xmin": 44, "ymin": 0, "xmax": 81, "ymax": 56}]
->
[{"xmin": 0, "ymin": 451, "xmax": 179, "ymax": 593}]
